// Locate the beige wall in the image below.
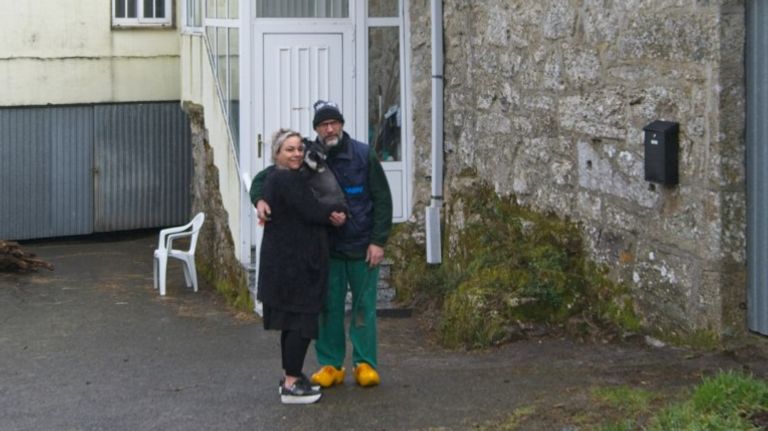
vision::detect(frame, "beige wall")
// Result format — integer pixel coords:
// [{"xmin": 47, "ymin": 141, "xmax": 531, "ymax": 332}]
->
[{"xmin": 0, "ymin": 0, "xmax": 181, "ymax": 105}]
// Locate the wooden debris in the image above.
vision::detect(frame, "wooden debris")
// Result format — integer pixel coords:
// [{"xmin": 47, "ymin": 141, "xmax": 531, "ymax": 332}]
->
[{"xmin": 0, "ymin": 240, "xmax": 54, "ymax": 272}]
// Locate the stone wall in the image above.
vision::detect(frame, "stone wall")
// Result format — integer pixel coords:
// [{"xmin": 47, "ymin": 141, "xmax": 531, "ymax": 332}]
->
[
  {"xmin": 408, "ymin": 1, "xmax": 747, "ymax": 337},
  {"xmin": 184, "ymin": 103, "xmax": 249, "ymax": 305}
]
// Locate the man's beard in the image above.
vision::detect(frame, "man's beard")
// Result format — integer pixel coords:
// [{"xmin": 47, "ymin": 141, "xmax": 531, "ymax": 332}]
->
[{"xmin": 324, "ymin": 136, "xmax": 339, "ymax": 147}]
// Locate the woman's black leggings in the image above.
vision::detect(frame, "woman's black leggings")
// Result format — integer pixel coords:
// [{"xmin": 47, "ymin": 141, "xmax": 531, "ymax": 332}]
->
[{"xmin": 280, "ymin": 330, "xmax": 311, "ymax": 377}]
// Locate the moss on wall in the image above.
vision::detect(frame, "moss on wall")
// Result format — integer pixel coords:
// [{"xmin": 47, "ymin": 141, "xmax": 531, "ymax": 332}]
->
[
  {"xmin": 656, "ymin": 329, "xmax": 721, "ymax": 351},
  {"xmin": 390, "ymin": 182, "xmax": 641, "ymax": 349},
  {"xmin": 197, "ymin": 260, "xmax": 251, "ymax": 311}
]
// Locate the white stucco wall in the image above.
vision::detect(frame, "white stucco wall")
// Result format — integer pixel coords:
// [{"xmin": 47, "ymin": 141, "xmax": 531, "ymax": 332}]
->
[{"xmin": 0, "ymin": 0, "xmax": 180, "ymax": 105}]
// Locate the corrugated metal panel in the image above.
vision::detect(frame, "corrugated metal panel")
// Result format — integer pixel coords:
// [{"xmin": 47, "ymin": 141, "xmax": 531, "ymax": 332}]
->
[
  {"xmin": 94, "ymin": 103, "xmax": 192, "ymax": 232},
  {"xmin": 747, "ymin": 0, "xmax": 768, "ymax": 335},
  {"xmin": 0, "ymin": 102, "xmax": 191, "ymax": 240},
  {"xmin": 0, "ymin": 106, "xmax": 93, "ymax": 240}
]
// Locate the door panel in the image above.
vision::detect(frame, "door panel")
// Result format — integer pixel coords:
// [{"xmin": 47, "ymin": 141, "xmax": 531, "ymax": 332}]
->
[{"xmin": 263, "ymin": 33, "xmax": 344, "ymax": 147}]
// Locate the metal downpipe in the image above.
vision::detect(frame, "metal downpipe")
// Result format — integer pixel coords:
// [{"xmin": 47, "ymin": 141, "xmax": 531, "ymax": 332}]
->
[{"xmin": 426, "ymin": 0, "xmax": 444, "ymax": 264}]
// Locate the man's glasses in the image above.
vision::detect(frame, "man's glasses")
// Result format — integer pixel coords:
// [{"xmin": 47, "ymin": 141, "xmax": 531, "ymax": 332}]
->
[{"xmin": 313, "ymin": 100, "xmax": 339, "ymax": 111}]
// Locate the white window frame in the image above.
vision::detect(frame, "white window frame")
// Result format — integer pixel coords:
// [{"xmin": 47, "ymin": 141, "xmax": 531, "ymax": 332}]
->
[
  {"xmin": 112, "ymin": 0, "xmax": 173, "ymax": 28},
  {"xmin": 183, "ymin": 0, "xmax": 204, "ymax": 32}
]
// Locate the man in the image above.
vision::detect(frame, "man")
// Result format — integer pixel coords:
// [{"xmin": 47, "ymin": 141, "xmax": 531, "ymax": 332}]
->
[{"xmin": 250, "ymin": 100, "xmax": 393, "ymax": 388}]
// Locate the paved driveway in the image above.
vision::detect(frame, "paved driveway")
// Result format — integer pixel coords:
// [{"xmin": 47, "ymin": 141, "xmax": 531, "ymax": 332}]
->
[{"xmin": 1, "ymin": 232, "xmax": 766, "ymax": 431}]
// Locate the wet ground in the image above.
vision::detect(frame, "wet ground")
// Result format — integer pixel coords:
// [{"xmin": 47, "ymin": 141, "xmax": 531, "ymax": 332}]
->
[{"xmin": 1, "ymin": 231, "xmax": 767, "ymax": 431}]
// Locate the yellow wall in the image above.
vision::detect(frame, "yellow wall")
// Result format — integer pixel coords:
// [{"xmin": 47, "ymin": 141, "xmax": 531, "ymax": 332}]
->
[{"xmin": 0, "ymin": 0, "xmax": 180, "ymax": 105}]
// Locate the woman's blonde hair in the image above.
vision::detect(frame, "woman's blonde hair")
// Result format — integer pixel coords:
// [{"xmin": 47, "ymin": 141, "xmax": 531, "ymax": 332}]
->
[{"xmin": 270, "ymin": 128, "xmax": 303, "ymax": 163}]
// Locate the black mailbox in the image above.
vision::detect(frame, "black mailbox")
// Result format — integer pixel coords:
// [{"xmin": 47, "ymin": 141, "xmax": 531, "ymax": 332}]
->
[{"xmin": 643, "ymin": 120, "xmax": 679, "ymax": 185}]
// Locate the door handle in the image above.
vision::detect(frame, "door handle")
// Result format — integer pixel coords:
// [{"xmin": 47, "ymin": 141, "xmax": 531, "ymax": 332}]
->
[{"xmin": 257, "ymin": 133, "xmax": 263, "ymax": 158}]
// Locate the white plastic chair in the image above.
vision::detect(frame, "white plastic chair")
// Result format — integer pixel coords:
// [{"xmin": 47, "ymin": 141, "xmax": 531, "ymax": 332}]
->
[{"xmin": 153, "ymin": 212, "xmax": 205, "ymax": 296}]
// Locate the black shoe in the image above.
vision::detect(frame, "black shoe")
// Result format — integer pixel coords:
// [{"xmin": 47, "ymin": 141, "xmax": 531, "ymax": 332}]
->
[
  {"xmin": 278, "ymin": 374, "xmax": 320, "ymax": 394},
  {"xmin": 280, "ymin": 379, "xmax": 322, "ymax": 405}
]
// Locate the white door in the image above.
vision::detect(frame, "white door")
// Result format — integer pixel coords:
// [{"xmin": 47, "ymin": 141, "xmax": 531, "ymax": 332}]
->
[{"xmin": 250, "ymin": 28, "xmax": 353, "ymax": 312}]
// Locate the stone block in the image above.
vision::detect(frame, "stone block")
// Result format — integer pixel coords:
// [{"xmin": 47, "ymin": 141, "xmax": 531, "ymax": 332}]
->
[
  {"xmin": 560, "ymin": 91, "xmax": 626, "ymax": 139},
  {"xmin": 614, "ymin": 13, "xmax": 718, "ymax": 63},
  {"xmin": 577, "ymin": 140, "xmax": 657, "ymax": 208},
  {"xmin": 542, "ymin": 1, "xmax": 576, "ymax": 40},
  {"xmin": 631, "ymin": 243, "xmax": 696, "ymax": 333}
]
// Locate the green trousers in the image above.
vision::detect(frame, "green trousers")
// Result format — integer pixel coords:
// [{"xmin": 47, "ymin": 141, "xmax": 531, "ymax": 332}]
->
[{"xmin": 315, "ymin": 257, "xmax": 379, "ymax": 369}]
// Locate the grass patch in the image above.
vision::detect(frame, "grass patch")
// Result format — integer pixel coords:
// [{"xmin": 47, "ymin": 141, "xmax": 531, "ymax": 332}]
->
[
  {"xmin": 473, "ymin": 406, "xmax": 537, "ymax": 431},
  {"xmin": 647, "ymin": 370, "xmax": 768, "ymax": 430},
  {"xmin": 592, "ymin": 386, "xmax": 656, "ymax": 415},
  {"xmin": 591, "ymin": 371, "xmax": 768, "ymax": 431},
  {"xmin": 590, "ymin": 386, "xmax": 659, "ymax": 430},
  {"xmin": 476, "ymin": 372, "xmax": 768, "ymax": 430}
]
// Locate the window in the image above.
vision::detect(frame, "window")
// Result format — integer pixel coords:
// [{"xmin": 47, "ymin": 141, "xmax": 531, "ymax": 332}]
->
[
  {"xmin": 203, "ymin": 0, "xmax": 240, "ymax": 144},
  {"xmin": 255, "ymin": 0, "xmax": 348, "ymax": 18},
  {"xmin": 113, "ymin": 0, "xmax": 173, "ymax": 27},
  {"xmin": 368, "ymin": 0, "xmax": 402, "ymax": 161},
  {"xmin": 184, "ymin": 0, "xmax": 203, "ymax": 30},
  {"xmin": 369, "ymin": 0, "xmax": 398, "ymax": 17}
]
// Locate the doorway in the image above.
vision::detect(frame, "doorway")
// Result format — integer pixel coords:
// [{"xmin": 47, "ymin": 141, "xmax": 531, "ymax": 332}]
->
[{"xmin": 241, "ymin": 1, "xmax": 411, "ymax": 304}]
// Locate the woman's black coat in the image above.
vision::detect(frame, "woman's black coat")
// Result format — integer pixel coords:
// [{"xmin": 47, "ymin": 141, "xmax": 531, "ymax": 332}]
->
[{"xmin": 256, "ymin": 167, "xmax": 345, "ymax": 313}]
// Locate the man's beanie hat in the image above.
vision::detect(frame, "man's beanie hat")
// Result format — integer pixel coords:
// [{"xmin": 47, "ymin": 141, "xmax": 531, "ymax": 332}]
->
[{"xmin": 312, "ymin": 100, "xmax": 345, "ymax": 128}]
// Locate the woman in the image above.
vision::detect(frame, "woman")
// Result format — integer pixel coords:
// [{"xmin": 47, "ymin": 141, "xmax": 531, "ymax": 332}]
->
[{"xmin": 256, "ymin": 128, "xmax": 346, "ymax": 405}]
